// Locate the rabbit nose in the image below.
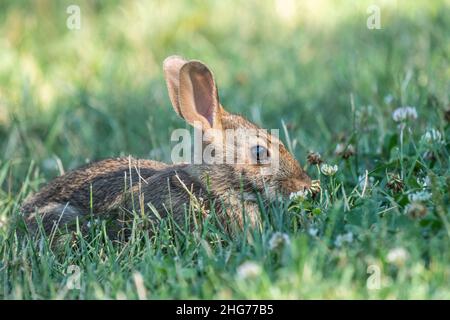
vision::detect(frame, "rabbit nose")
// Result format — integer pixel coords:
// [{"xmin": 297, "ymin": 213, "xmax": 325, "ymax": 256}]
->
[{"xmin": 295, "ymin": 178, "xmax": 311, "ymax": 191}]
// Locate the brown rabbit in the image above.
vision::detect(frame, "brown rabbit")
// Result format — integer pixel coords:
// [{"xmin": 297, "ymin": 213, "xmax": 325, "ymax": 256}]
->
[{"xmin": 21, "ymin": 56, "xmax": 311, "ymax": 237}]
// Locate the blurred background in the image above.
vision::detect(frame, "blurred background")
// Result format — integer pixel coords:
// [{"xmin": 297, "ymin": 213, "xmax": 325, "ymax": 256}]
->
[
  {"xmin": 1, "ymin": 1, "xmax": 449, "ymax": 299},
  {"xmin": 0, "ymin": 0, "xmax": 448, "ymax": 182}
]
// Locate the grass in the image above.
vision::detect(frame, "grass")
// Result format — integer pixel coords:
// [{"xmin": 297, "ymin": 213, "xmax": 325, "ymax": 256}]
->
[{"xmin": 0, "ymin": 0, "xmax": 449, "ymax": 299}]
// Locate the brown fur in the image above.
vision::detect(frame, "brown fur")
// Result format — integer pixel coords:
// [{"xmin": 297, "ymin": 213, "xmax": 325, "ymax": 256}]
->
[{"xmin": 20, "ymin": 56, "xmax": 311, "ymax": 238}]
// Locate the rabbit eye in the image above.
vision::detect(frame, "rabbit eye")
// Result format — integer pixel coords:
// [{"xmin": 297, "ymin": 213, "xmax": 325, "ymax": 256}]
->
[{"xmin": 251, "ymin": 145, "xmax": 270, "ymax": 164}]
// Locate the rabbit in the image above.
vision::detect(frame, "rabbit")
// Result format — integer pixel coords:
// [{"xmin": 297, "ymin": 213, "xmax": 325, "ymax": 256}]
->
[{"xmin": 20, "ymin": 56, "xmax": 312, "ymax": 238}]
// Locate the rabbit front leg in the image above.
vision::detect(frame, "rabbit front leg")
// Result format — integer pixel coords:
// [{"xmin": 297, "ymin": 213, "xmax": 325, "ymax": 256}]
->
[
  {"xmin": 240, "ymin": 201, "xmax": 261, "ymax": 229},
  {"xmin": 221, "ymin": 191, "xmax": 262, "ymax": 230}
]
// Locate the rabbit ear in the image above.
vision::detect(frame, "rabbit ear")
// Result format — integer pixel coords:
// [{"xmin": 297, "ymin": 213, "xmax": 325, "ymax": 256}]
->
[
  {"xmin": 163, "ymin": 55, "xmax": 188, "ymax": 117},
  {"xmin": 178, "ymin": 60, "xmax": 222, "ymax": 130}
]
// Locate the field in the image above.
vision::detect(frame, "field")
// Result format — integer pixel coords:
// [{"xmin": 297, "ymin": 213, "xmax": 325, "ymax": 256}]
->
[{"xmin": 0, "ymin": 0, "xmax": 449, "ymax": 299}]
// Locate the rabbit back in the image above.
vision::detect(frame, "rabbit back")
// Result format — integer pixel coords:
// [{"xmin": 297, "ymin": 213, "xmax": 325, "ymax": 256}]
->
[{"xmin": 21, "ymin": 157, "xmax": 168, "ymax": 232}]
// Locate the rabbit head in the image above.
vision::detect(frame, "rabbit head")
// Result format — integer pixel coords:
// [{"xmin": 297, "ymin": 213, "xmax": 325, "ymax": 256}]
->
[{"xmin": 163, "ymin": 56, "xmax": 311, "ymax": 200}]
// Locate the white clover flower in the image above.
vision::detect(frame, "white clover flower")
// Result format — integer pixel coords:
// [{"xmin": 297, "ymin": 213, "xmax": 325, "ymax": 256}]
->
[
  {"xmin": 334, "ymin": 143, "xmax": 345, "ymax": 155},
  {"xmin": 237, "ymin": 261, "xmax": 262, "ymax": 279},
  {"xmin": 0, "ymin": 215, "xmax": 7, "ymax": 229},
  {"xmin": 309, "ymin": 179, "xmax": 321, "ymax": 195},
  {"xmin": 384, "ymin": 94, "xmax": 394, "ymax": 105},
  {"xmin": 386, "ymin": 247, "xmax": 409, "ymax": 266},
  {"xmin": 357, "ymin": 173, "xmax": 375, "ymax": 191},
  {"xmin": 308, "ymin": 227, "xmax": 319, "ymax": 237},
  {"xmin": 392, "ymin": 106, "xmax": 418, "ymax": 122},
  {"xmin": 320, "ymin": 164, "xmax": 338, "ymax": 176},
  {"xmin": 421, "ymin": 129, "xmax": 444, "ymax": 145},
  {"xmin": 269, "ymin": 232, "xmax": 291, "ymax": 251},
  {"xmin": 334, "ymin": 143, "xmax": 355, "ymax": 159},
  {"xmin": 86, "ymin": 218, "xmax": 101, "ymax": 229},
  {"xmin": 416, "ymin": 176, "xmax": 431, "ymax": 188},
  {"xmin": 334, "ymin": 232, "xmax": 354, "ymax": 247},
  {"xmin": 289, "ymin": 189, "xmax": 309, "ymax": 201},
  {"xmin": 408, "ymin": 190, "xmax": 432, "ymax": 202}
]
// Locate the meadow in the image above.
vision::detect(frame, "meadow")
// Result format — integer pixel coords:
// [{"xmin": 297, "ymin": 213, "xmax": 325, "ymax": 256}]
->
[{"xmin": 0, "ymin": 0, "xmax": 449, "ymax": 299}]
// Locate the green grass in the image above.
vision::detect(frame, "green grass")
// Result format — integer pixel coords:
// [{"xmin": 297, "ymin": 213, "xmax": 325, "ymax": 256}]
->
[{"xmin": 0, "ymin": 0, "xmax": 449, "ymax": 299}]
